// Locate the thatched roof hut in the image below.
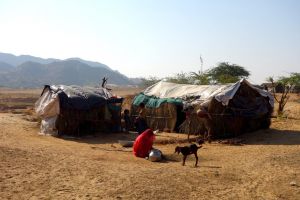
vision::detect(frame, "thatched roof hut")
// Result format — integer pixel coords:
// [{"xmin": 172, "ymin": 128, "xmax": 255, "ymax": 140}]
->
[
  {"xmin": 35, "ymin": 85, "xmax": 123, "ymax": 136},
  {"xmin": 131, "ymin": 79, "xmax": 274, "ymax": 139}
]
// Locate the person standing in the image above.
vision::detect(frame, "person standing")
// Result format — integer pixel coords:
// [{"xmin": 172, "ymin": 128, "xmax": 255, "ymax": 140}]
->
[
  {"xmin": 135, "ymin": 103, "xmax": 148, "ymax": 134},
  {"xmin": 123, "ymin": 109, "xmax": 132, "ymax": 132},
  {"xmin": 197, "ymin": 106, "xmax": 212, "ymax": 143}
]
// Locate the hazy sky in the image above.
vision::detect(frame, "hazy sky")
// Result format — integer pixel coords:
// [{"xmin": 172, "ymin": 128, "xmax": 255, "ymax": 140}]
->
[{"xmin": 0, "ymin": 0, "xmax": 299, "ymax": 83}]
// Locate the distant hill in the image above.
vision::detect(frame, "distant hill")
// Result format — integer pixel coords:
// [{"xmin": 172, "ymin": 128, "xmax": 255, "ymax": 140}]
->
[
  {"xmin": 0, "ymin": 62, "xmax": 15, "ymax": 73},
  {"xmin": 66, "ymin": 57, "xmax": 111, "ymax": 70},
  {"xmin": 0, "ymin": 52, "xmax": 134, "ymax": 88},
  {"xmin": 0, "ymin": 52, "xmax": 59, "ymax": 66},
  {"xmin": 129, "ymin": 77, "xmax": 143, "ymax": 85}
]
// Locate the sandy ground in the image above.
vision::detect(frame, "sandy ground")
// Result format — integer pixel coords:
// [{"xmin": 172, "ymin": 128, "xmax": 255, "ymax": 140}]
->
[
  {"xmin": 1, "ymin": 112, "xmax": 300, "ymax": 200},
  {"xmin": 0, "ymin": 89, "xmax": 300, "ymax": 199}
]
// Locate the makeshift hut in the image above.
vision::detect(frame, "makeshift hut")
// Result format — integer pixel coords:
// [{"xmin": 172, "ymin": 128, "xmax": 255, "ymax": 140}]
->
[
  {"xmin": 35, "ymin": 85, "xmax": 123, "ymax": 136},
  {"xmin": 131, "ymin": 79, "xmax": 274, "ymax": 139}
]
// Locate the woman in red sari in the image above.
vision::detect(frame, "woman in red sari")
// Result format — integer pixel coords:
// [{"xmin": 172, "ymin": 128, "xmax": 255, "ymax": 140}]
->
[{"xmin": 133, "ymin": 129, "xmax": 155, "ymax": 158}]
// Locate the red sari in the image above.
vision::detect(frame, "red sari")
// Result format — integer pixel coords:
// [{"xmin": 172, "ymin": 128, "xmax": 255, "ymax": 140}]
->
[{"xmin": 133, "ymin": 129, "xmax": 155, "ymax": 158}]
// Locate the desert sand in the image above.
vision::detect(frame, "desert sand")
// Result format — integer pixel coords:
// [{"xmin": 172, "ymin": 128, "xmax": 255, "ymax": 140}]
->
[{"xmin": 0, "ymin": 89, "xmax": 300, "ymax": 200}]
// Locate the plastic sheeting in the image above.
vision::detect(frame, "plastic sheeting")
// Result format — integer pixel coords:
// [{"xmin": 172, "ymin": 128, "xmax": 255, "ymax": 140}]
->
[
  {"xmin": 214, "ymin": 79, "xmax": 274, "ymax": 107},
  {"xmin": 35, "ymin": 85, "xmax": 123, "ymax": 115},
  {"xmin": 40, "ymin": 116, "xmax": 58, "ymax": 135},
  {"xmin": 50, "ymin": 85, "xmax": 113, "ymax": 100},
  {"xmin": 51, "ymin": 85, "xmax": 117, "ymax": 110},
  {"xmin": 132, "ymin": 93, "xmax": 182, "ymax": 108},
  {"xmin": 35, "ymin": 88, "xmax": 60, "ymax": 118},
  {"xmin": 142, "ymin": 79, "xmax": 274, "ymax": 107}
]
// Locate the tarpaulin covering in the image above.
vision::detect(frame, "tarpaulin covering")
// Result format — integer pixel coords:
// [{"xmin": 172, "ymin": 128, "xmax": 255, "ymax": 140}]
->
[
  {"xmin": 138, "ymin": 79, "xmax": 274, "ymax": 107},
  {"xmin": 35, "ymin": 88, "xmax": 60, "ymax": 118},
  {"xmin": 51, "ymin": 85, "xmax": 122, "ymax": 110},
  {"xmin": 132, "ymin": 93, "xmax": 183, "ymax": 108},
  {"xmin": 36, "ymin": 85, "xmax": 123, "ymax": 112}
]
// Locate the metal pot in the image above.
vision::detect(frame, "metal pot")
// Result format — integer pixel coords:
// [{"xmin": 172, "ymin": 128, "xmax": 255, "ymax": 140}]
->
[{"xmin": 149, "ymin": 148, "xmax": 162, "ymax": 162}]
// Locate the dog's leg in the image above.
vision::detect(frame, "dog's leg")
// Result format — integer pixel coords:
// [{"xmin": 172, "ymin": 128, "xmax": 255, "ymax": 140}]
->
[
  {"xmin": 187, "ymin": 120, "xmax": 191, "ymax": 142},
  {"xmin": 182, "ymin": 155, "xmax": 187, "ymax": 166},
  {"xmin": 194, "ymin": 153, "xmax": 198, "ymax": 167}
]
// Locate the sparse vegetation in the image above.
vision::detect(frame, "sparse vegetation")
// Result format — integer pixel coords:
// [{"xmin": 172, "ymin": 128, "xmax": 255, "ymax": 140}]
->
[
  {"xmin": 206, "ymin": 62, "xmax": 250, "ymax": 84},
  {"xmin": 140, "ymin": 76, "xmax": 161, "ymax": 87},
  {"xmin": 165, "ymin": 72, "xmax": 192, "ymax": 84},
  {"xmin": 141, "ymin": 62, "xmax": 251, "ymax": 85},
  {"xmin": 267, "ymin": 73, "xmax": 300, "ymax": 116},
  {"xmin": 190, "ymin": 71, "xmax": 210, "ymax": 85}
]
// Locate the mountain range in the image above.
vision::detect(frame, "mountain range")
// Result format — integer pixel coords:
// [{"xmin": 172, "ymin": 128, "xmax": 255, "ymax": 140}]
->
[{"xmin": 0, "ymin": 52, "xmax": 139, "ymax": 88}]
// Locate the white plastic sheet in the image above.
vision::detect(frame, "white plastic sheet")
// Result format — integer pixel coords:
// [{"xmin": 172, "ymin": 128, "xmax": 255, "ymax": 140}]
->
[
  {"xmin": 40, "ymin": 116, "xmax": 58, "ymax": 136},
  {"xmin": 143, "ymin": 79, "xmax": 274, "ymax": 107},
  {"xmin": 35, "ymin": 89, "xmax": 60, "ymax": 118}
]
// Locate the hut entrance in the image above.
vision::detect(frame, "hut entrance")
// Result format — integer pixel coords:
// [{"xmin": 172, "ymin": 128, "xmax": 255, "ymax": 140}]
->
[{"xmin": 174, "ymin": 104, "xmax": 186, "ymax": 132}]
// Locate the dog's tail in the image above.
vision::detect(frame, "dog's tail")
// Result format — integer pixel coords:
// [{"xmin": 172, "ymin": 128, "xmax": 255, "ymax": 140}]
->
[{"xmin": 197, "ymin": 145, "xmax": 202, "ymax": 150}]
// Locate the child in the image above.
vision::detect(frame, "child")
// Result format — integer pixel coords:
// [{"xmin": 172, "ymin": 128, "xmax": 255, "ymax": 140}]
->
[{"xmin": 123, "ymin": 109, "xmax": 132, "ymax": 132}]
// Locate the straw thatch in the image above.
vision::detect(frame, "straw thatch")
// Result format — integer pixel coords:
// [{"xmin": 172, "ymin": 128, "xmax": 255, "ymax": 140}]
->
[
  {"xmin": 178, "ymin": 113, "xmax": 206, "ymax": 135},
  {"xmin": 131, "ymin": 103, "xmax": 177, "ymax": 132},
  {"xmin": 56, "ymin": 104, "xmax": 123, "ymax": 136}
]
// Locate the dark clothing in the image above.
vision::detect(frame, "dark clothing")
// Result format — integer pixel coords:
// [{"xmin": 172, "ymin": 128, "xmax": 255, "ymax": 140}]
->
[
  {"xmin": 135, "ymin": 118, "xmax": 148, "ymax": 134},
  {"xmin": 124, "ymin": 115, "xmax": 132, "ymax": 131}
]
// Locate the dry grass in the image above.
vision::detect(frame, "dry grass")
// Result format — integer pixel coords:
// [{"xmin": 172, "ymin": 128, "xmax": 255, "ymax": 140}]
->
[
  {"xmin": 110, "ymin": 86, "xmax": 142, "ymax": 97},
  {"xmin": 0, "ymin": 89, "xmax": 300, "ymax": 199},
  {"xmin": 0, "ymin": 88, "xmax": 41, "ymax": 112}
]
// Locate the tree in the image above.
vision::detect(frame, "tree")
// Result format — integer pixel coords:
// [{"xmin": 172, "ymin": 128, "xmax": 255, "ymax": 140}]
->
[
  {"xmin": 190, "ymin": 55, "xmax": 211, "ymax": 85},
  {"xmin": 140, "ymin": 76, "xmax": 161, "ymax": 87},
  {"xmin": 165, "ymin": 72, "xmax": 192, "ymax": 84},
  {"xmin": 267, "ymin": 73, "xmax": 300, "ymax": 116},
  {"xmin": 190, "ymin": 71, "xmax": 210, "ymax": 85},
  {"xmin": 207, "ymin": 62, "xmax": 250, "ymax": 84},
  {"xmin": 279, "ymin": 72, "xmax": 300, "ymax": 87}
]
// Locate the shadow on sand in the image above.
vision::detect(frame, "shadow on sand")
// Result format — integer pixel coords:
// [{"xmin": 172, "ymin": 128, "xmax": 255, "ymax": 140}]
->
[
  {"xmin": 239, "ymin": 128, "xmax": 300, "ymax": 145},
  {"xmin": 57, "ymin": 131, "xmax": 139, "ymax": 145},
  {"xmin": 56, "ymin": 131, "xmax": 199, "ymax": 145},
  {"xmin": 56, "ymin": 127, "xmax": 300, "ymax": 146}
]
